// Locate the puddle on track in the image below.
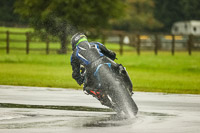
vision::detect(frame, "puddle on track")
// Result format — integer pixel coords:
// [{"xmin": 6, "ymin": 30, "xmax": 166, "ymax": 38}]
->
[
  {"xmin": 0, "ymin": 103, "xmax": 175, "ymax": 129},
  {"xmin": 0, "ymin": 85, "xmax": 200, "ymax": 133}
]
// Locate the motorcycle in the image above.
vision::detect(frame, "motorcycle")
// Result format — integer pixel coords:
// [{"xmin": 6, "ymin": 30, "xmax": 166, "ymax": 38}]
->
[{"xmin": 82, "ymin": 57, "xmax": 138, "ymax": 118}]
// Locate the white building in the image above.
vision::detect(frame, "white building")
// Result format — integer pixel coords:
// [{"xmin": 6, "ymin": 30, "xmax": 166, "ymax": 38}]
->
[{"xmin": 171, "ymin": 20, "xmax": 200, "ymax": 35}]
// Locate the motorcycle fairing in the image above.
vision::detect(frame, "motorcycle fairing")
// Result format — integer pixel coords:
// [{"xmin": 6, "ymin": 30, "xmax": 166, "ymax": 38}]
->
[{"xmin": 94, "ymin": 63, "xmax": 111, "ymax": 81}]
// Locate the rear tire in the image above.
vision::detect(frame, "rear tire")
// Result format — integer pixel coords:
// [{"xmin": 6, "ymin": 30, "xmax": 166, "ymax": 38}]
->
[
  {"xmin": 107, "ymin": 80, "xmax": 138, "ymax": 118},
  {"xmin": 98, "ymin": 64, "xmax": 138, "ymax": 117}
]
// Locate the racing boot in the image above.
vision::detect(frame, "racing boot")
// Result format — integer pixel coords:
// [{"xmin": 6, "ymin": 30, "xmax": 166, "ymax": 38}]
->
[
  {"xmin": 83, "ymin": 85, "xmax": 100, "ymax": 97},
  {"xmin": 83, "ymin": 86, "xmax": 93, "ymax": 95}
]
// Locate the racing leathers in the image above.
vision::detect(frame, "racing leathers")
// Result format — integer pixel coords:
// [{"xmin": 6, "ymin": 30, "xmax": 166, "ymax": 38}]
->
[{"xmin": 70, "ymin": 41, "xmax": 116, "ymax": 88}]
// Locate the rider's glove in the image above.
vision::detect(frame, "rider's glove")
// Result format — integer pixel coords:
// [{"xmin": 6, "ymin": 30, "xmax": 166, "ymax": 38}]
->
[
  {"xmin": 77, "ymin": 76, "xmax": 84, "ymax": 86},
  {"xmin": 110, "ymin": 52, "xmax": 116, "ymax": 60}
]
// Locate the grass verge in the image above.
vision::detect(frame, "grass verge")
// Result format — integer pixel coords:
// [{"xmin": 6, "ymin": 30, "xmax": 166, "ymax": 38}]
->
[{"xmin": 0, "ymin": 51, "xmax": 199, "ymax": 94}]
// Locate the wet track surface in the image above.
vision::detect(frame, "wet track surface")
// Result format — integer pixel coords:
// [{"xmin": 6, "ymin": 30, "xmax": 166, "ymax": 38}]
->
[{"xmin": 0, "ymin": 85, "xmax": 200, "ymax": 133}]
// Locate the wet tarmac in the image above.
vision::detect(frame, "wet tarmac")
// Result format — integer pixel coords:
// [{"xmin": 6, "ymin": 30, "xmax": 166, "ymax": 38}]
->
[{"xmin": 0, "ymin": 85, "xmax": 200, "ymax": 133}]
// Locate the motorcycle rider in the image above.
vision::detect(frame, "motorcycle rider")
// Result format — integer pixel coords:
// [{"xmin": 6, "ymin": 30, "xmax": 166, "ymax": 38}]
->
[
  {"xmin": 70, "ymin": 32, "xmax": 117, "ymax": 107},
  {"xmin": 71, "ymin": 33, "xmax": 132, "ymax": 108}
]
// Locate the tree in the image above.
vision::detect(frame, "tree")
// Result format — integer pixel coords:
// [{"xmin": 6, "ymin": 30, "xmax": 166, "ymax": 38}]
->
[
  {"xmin": 153, "ymin": 0, "xmax": 184, "ymax": 32},
  {"xmin": 14, "ymin": 0, "xmax": 125, "ymax": 54},
  {"xmin": 179, "ymin": 0, "xmax": 200, "ymax": 20},
  {"xmin": 112, "ymin": 0, "xmax": 162, "ymax": 32},
  {"xmin": 154, "ymin": 0, "xmax": 200, "ymax": 32},
  {"xmin": 0, "ymin": 0, "xmax": 25, "ymax": 26}
]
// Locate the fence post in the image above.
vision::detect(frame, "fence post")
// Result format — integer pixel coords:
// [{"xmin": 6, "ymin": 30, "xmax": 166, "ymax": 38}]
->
[
  {"xmin": 136, "ymin": 35, "xmax": 140, "ymax": 55},
  {"xmin": 119, "ymin": 34, "xmax": 123, "ymax": 55},
  {"xmin": 6, "ymin": 31, "xmax": 10, "ymax": 54},
  {"xmin": 154, "ymin": 34, "xmax": 158, "ymax": 55},
  {"xmin": 187, "ymin": 34, "xmax": 193, "ymax": 56},
  {"xmin": 171, "ymin": 35, "xmax": 175, "ymax": 56},
  {"xmin": 26, "ymin": 32, "xmax": 30, "ymax": 54},
  {"xmin": 46, "ymin": 35, "xmax": 49, "ymax": 54}
]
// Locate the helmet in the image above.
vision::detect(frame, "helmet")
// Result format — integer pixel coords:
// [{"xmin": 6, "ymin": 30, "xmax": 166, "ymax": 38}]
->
[{"xmin": 71, "ymin": 32, "xmax": 87, "ymax": 50}]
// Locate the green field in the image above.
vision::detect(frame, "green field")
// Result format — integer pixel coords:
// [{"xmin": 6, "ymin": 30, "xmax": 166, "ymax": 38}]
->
[
  {"xmin": 0, "ymin": 27, "xmax": 200, "ymax": 94},
  {"xmin": 0, "ymin": 52, "xmax": 199, "ymax": 94}
]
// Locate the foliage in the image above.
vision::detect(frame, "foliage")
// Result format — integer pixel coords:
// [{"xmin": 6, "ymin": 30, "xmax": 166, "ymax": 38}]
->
[
  {"xmin": 113, "ymin": 0, "xmax": 162, "ymax": 32},
  {"xmin": 0, "ymin": 0, "xmax": 24, "ymax": 26},
  {"xmin": 154, "ymin": 0, "xmax": 200, "ymax": 32},
  {"xmin": 14, "ymin": 0, "xmax": 125, "ymax": 53},
  {"xmin": 2, "ymin": 0, "xmax": 200, "ymax": 34},
  {"xmin": 179, "ymin": 0, "xmax": 200, "ymax": 20}
]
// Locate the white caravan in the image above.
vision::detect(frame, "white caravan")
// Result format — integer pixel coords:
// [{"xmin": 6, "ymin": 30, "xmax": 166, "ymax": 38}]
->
[{"xmin": 171, "ymin": 20, "xmax": 200, "ymax": 35}]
